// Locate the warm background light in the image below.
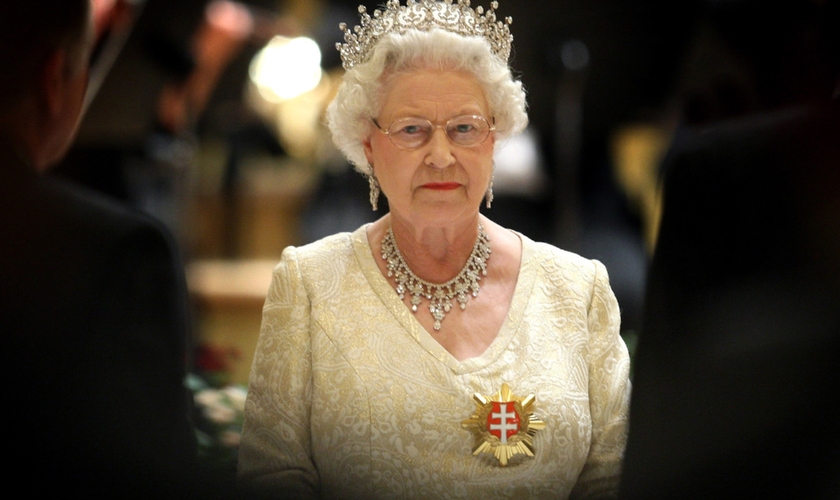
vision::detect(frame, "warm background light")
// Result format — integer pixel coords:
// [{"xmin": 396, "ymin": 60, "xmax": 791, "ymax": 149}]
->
[{"xmin": 249, "ymin": 35, "xmax": 322, "ymax": 103}]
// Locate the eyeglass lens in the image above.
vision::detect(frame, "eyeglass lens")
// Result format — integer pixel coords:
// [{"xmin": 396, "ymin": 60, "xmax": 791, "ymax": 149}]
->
[{"xmin": 384, "ymin": 116, "xmax": 492, "ymax": 148}]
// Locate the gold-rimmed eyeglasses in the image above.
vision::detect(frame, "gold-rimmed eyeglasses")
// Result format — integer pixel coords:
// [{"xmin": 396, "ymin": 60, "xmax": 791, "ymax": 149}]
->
[{"xmin": 371, "ymin": 115, "xmax": 495, "ymax": 149}]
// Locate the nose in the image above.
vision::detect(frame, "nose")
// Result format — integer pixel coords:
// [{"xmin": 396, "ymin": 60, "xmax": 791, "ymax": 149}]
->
[{"xmin": 424, "ymin": 127, "xmax": 455, "ymax": 169}]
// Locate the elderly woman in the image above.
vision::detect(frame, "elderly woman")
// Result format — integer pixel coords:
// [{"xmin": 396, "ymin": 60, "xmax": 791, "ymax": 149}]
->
[{"xmin": 238, "ymin": 1, "xmax": 631, "ymax": 499}]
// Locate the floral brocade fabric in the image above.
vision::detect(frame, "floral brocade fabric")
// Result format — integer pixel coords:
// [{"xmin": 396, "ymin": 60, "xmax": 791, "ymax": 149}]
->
[{"xmin": 238, "ymin": 225, "xmax": 631, "ymax": 500}]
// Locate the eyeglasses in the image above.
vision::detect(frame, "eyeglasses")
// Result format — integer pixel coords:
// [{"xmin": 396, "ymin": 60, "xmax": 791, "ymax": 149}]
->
[{"xmin": 372, "ymin": 115, "xmax": 495, "ymax": 149}]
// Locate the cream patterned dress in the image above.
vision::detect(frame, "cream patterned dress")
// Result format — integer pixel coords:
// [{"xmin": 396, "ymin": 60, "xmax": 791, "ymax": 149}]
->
[{"xmin": 238, "ymin": 225, "xmax": 631, "ymax": 500}]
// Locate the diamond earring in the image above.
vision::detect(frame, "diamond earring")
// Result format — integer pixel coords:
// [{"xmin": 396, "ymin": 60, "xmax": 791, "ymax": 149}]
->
[
  {"xmin": 485, "ymin": 173, "xmax": 494, "ymax": 209},
  {"xmin": 369, "ymin": 174, "xmax": 380, "ymax": 211}
]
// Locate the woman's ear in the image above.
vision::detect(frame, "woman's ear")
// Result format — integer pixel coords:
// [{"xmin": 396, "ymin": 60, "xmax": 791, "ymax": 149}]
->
[{"xmin": 363, "ymin": 136, "xmax": 375, "ymax": 166}]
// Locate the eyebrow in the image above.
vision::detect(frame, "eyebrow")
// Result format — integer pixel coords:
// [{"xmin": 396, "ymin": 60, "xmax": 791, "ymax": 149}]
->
[{"xmin": 384, "ymin": 111, "xmax": 489, "ymax": 122}]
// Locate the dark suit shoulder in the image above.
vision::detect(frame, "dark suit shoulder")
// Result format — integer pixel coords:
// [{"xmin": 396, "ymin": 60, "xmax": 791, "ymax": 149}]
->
[{"xmin": 0, "ymin": 166, "xmax": 196, "ymax": 495}]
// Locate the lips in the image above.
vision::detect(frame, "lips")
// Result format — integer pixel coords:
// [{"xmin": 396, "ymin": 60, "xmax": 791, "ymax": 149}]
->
[{"xmin": 422, "ymin": 182, "xmax": 460, "ymax": 190}]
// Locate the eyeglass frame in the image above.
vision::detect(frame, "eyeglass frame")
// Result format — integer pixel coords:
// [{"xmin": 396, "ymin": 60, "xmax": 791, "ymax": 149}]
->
[{"xmin": 370, "ymin": 115, "xmax": 496, "ymax": 149}]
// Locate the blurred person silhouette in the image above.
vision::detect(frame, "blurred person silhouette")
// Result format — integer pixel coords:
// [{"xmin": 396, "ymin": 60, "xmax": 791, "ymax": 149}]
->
[
  {"xmin": 52, "ymin": 0, "xmax": 256, "ymax": 244},
  {"xmin": 619, "ymin": 0, "xmax": 840, "ymax": 499},
  {"xmin": 0, "ymin": 1, "xmax": 197, "ymax": 496}
]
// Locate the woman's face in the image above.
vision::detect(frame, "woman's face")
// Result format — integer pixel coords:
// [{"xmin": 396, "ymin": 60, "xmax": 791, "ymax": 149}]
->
[{"xmin": 363, "ymin": 69, "xmax": 495, "ymax": 228}]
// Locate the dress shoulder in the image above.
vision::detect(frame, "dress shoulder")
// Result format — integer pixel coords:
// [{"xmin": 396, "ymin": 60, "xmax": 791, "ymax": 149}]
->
[
  {"xmin": 521, "ymin": 236, "xmax": 606, "ymax": 286},
  {"xmin": 283, "ymin": 230, "xmax": 358, "ymax": 264},
  {"xmin": 271, "ymin": 228, "xmax": 368, "ymax": 304}
]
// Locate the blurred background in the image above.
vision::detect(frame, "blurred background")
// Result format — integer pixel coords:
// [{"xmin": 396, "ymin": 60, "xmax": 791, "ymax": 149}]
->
[{"xmin": 49, "ymin": 0, "xmax": 837, "ymax": 478}]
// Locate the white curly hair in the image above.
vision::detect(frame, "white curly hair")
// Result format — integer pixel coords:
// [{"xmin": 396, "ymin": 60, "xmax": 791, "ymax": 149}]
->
[{"xmin": 325, "ymin": 28, "xmax": 529, "ymax": 175}]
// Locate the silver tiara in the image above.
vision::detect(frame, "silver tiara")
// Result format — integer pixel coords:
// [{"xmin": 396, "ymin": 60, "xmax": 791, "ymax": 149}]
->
[{"xmin": 336, "ymin": 0, "xmax": 513, "ymax": 70}]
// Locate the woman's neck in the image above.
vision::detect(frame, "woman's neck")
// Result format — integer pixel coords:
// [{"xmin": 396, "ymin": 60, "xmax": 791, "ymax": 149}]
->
[{"xmin": 387, "ymin": 213, "xmax": 483, "ymax": 283}]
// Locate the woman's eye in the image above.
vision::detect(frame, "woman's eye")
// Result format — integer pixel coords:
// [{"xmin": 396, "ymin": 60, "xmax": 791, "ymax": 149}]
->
[
  {"xmin": 454, "ymin": 124, "xmax": 475, "ymax": 133},
  {"xmin": 401, "ymin": 125, "xmax": 423, "ymax": 135}
]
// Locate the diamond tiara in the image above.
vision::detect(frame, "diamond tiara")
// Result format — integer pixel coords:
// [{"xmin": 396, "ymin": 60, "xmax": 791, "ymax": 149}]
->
[{"xmin": 336, "ymin": 0, "xmax": 513, "ymax": 71}]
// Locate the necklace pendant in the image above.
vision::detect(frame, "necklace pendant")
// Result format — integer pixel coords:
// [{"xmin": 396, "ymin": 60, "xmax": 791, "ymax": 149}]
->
[
  {"xmin": 457, "ymin": 293, "xmax": 468, "ymax": 309},
  {"xmin": 461, "ymin": 383, "xmax": 546, "ymax": 466}
]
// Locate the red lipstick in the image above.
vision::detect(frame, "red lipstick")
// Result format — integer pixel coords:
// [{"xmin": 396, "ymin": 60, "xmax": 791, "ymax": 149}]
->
[{"xmin": 422, "ymin": 182, "xmax": 460, "ymax": 190}]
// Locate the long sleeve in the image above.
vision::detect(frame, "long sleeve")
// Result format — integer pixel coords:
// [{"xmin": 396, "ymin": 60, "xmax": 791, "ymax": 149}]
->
[
  {"xmin": 570, "ymin": 260, "xmax": 632, "ymax": 500},
  {"xmin": 238, "ymin": 246, "xmax": 319, "ymax": 499}
]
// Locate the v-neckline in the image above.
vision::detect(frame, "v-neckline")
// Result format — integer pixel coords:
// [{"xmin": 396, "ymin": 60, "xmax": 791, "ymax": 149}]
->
[{"xmin": 351, "ymin": 224, "xmax": 536, "ymax": 374}]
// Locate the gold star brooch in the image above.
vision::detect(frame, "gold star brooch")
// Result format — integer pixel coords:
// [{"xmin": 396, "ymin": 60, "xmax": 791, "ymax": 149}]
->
[{"xmin": 461, "ymin": 383, "xmax": 546, "ymax": 466}]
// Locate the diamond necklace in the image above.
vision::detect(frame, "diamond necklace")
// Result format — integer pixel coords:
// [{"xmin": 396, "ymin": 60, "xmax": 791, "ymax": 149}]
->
[{"xmin": 381, "ymin": 224, "xmax": 491, "ymax": 331}]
